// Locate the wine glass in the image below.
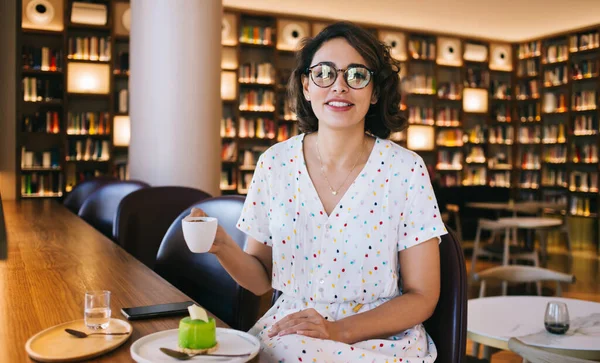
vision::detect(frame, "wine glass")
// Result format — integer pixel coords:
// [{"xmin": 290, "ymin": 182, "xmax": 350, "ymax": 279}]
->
[{"xmin": 544, "ymin": 301, "xmax": 570, "ymax": 335}]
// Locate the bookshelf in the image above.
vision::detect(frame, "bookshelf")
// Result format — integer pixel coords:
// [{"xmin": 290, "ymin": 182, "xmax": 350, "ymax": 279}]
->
[
  {"xmin": 17, "ymin": 0, "xmax": 130, "ymax": 198},
  {"xmin": 16, "ymin": 4, "xmax": 600, "ymax": 250}
]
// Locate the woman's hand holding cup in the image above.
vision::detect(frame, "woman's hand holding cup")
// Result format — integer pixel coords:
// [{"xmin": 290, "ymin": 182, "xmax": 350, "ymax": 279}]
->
[{"xmin": 182, "ymin": 208, "xmax": 231, "ymax": 254}]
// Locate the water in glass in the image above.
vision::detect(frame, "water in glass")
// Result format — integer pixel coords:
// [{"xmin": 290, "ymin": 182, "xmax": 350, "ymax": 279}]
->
[{"xmin": 85, "ymin": 290, "xmax": 111, "ymax": 329}]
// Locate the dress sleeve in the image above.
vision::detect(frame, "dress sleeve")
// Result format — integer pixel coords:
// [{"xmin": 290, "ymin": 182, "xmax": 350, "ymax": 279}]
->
[
  {"xmin": 236, "ymin": 154, "xmax": 273, "ymax": 245},
  {"xmin": 397, "ymin": 155, "xmax": 447, "ymax": 251}
]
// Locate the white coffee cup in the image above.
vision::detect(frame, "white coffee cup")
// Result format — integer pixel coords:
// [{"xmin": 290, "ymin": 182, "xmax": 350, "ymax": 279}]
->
[{"xmin": 181, "ymin": 216, "xmax": 218, "ymax": 253}]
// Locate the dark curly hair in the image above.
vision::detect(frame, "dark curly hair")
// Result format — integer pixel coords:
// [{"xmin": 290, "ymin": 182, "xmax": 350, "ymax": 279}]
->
[{"xmin": 288, "ymin": 21, "xmax": 407, "ymax": 139}]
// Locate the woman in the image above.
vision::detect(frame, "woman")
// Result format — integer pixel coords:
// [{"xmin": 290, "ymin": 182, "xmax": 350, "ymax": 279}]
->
[{"xmin": 191, "ymin": 22, "xmax": 446, "ymax": 362}]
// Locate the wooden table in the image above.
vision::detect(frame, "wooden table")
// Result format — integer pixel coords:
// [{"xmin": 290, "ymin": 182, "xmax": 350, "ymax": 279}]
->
[
  {"xmin": 468, "ymin": 296, "xmax": 600, "ymax": 361},
  {"xmin": 0, "ymin": 200, "xmax": 229, "ymax": 362}
]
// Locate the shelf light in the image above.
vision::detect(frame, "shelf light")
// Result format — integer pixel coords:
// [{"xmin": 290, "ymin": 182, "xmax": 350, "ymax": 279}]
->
[
  {"xmin": 463, "ymin": 88, "xmax": 489, "ymax": 113},
  {"xmin": 221, "ymin": 71, "xmax": 237, "ymax": 101},
  {"xmin": 407, "ymin": 125, "xmax": 435, "ymax": 151},
  {"xmin": 67, "ymin": 62, "xmax": 110, "ymax": 94},
  {"xmin": 113, "ymin": 116, "xmax": 130, "ymax": 147}
]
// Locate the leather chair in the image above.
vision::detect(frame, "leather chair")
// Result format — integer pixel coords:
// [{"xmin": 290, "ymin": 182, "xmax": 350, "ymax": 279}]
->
[
  {"xmin": 63, "ymin": 177, "xmax": 117, "ymax": 214},
  {"xmin": 154, "ymin": 195, "xmax": 261, "ymax": 332},
  {"xmin": 114, "ymin": 186, "xmax": 211, "ymax": 269},
  {"xmin": 271, "ymin": 226, "xmax": 467, "ymax": 363},
  {"xmin": 78, "ymin": 181, "xmax": 149, "ymax": 240}
]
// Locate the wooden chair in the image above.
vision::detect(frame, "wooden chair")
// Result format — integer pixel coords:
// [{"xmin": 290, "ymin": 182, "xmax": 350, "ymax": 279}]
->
[
  {"xmin": 508, "ymin": 337, "xmax": 596, "ymax": 363},
  {"xmin": 471, "ymin": 266, "xmax": 576, "ymax": 360},
  {"xmin": 473, "ymin": 265, "xmax": 575, "ymax": 298}
]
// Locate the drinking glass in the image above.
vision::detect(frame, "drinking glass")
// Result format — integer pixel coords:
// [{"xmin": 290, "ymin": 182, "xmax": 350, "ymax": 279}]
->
[
  {"xmin": 544, "ymin": 301, "xmax": 569, "ymax": 335},
  {"xmin": 84, "ymin": 290, "xmax": 111, "ymax": 330}
]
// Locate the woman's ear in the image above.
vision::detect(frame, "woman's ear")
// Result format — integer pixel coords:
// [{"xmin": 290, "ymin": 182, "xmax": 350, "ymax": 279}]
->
[
  {"xmin": 371, "ymin": 89, "xmax": 379, "ymax": 104},
  {"xmin": 302, "ymin": 75, "xmax": 310, "ymax": 101}
]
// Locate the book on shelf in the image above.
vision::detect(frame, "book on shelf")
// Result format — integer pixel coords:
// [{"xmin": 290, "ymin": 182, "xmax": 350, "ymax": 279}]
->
[
  {"xmin": 221, "ymin": 117, "xmax": 236, "ymax": 138},
  {"xmin": 544, "ymin": 44, "xmax": 568, "ymax": 64},
  {"xmin": 517, "ymin": 59, "xmax": 538, "ymax": 77},
  {"xmin": 408, "ymin": 39, "xmax": 435, "ymax": 60},
  {"xmin": 239, "ymin": 89, "xmax": 275, "ymax": 111},
  {"xmin": 68, "ymin": 36, "xmax": 111, "ymax": 61},
  {"xmin": 67, "ymin": 112, "xmax": 111, "ymax": 135},
  {"xmin": 572, "ymin": 91, "xmax": 597, "ymax": 110},
  {"xmin": 542, "ymin": 124, "xmax": 566, "ymax": 144},
  {"xmin": 22, "ymin": 111, "xmax": 60, "ymax": 133},
  {"xmin": 239, "ymin": 62, "xmax": 275, "ymax": 84},
  {"xmin": 572, "ymin": 60, "xmax": 598, "ymax": 79},
  {"xmin": 239, "ymin": 26, "xmax": 273, "ymax": 45},
  {"xmin": 21, "ymin": 173, "xmax": 63, "ymax": 197},
  {"xmin": 221, "ymin": 142, "xmax": 237, "ymax": 162},
  {"xmin": 571, "ymin": 144, "xmax": 598, "ymax": 163},
  {"xmin": 569, "ymin": 32, "xmax": 600, "ymax": 52},
  {"xmin": 518, "ymin": 103, "xmax": 541, "ymax": 122},
  {"xmin": 543, "ymin": 65, "xmax": 568, "ymax": 86},
  {"xmin": 67, "ymin": 139, "xmax": 110, "ymax": 161},
  {"xmin": 408, "ymin": 107, "xmax": 434, "ymax": 125},
  {"xmin": 542, "ymin": 92, "xmax": 567, "ymax": 113},
  {"xmin": 22, "ymin": 77, "xmax": 62, "ymax": 102},
  {"xmin": 518, "ymin": 41, "xmax": 541, "ymax": 59},
  {"xmin": 21, "ymin": 147, "xmax": 60, "ymax": 169},
  {"xmin": 543, "ymin": 145, "xmax": 567, "ymax": 163},
  {"xmin": 238, "ymin": 117, "xmax": 276, "ymax": 139},
  {"xmin": 573, "ymin": 115, "xmax": 597, "ymax": 135},
  {"xmin": 22, "ymin": 46, "xmax": 63, "ymax": 72}
]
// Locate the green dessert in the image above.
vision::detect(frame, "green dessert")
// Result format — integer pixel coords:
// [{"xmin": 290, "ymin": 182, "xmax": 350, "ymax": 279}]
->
[{"xmin": 177, "ymin": 305, "xmax": 218, "ymax": 354}]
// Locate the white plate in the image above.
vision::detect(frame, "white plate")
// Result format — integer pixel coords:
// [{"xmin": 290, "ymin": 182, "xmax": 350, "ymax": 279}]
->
[{"xmin": 130, "ymin": 328, "xmax": 260, "ymax": 363}]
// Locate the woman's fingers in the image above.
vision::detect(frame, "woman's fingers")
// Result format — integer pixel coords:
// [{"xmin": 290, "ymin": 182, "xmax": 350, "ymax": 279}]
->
[
  {"xmin": 189, "ymin": 207, "xmax": 207, "ymax": 217},
  {"xmin": 277, "ymin": 321, "xmax": 328, "ymax": 338}
]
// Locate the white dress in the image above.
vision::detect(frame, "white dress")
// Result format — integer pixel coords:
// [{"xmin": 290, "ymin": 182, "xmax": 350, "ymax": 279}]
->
[{"xmin": 237, "ymin": 134, "xmax": 447, "ymax": 363}]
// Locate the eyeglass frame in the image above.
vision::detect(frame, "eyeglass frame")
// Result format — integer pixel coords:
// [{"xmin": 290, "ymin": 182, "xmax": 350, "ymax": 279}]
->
[{"xmin": 305, "ymin": 62, "xmax": 375, "ymax": 90}]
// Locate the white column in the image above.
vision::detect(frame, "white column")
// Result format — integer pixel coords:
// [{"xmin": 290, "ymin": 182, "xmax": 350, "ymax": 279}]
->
[{"xmin": 129, "ymin": 0, "xmax": 222, "ymax": 196}]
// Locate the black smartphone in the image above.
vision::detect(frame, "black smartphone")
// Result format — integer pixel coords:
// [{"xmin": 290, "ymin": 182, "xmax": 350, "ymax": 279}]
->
[{"xmin": 121, "ymin": 301, "xmax": 195, "ymax": 320}]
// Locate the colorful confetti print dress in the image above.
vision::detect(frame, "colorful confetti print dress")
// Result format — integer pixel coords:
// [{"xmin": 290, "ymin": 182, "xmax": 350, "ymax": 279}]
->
[{"xmin": 237, "ymin": 134, "xmax": 447, "ymax": 363}]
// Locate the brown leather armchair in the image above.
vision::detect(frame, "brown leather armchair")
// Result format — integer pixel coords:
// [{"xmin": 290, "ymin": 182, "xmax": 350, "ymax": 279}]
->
[
  {"xmin": 114, "ymin": 186, "xmax": 211, "ymax": 269},
  {"xmin": 154, "ymin": 195, "xmax": 261, "ymax": 332},
  {"xmin": 271, "ymin": 226, "xmax": 467, "ymax": 363}
]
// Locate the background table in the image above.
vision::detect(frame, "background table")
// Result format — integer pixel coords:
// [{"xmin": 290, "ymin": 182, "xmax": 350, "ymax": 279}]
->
[
  {"xmin": 0, "ymin": 200, "xmax": 229, "ymax": 362},
  {"xmin": 468, "ymin": 296, "xmax": 600, "ymax": 360}
]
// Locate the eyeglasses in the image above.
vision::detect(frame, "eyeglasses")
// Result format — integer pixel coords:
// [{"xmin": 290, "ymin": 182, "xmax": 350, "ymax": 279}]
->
[{"xmin": 306, "ymin": 62, "xmax": 374, "ymax": 90}]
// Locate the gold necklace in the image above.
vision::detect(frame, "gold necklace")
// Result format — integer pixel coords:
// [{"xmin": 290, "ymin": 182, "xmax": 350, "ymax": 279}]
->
[{"xmin": 315, "ymin": 136, "xmax": 366, "ymax": 196}]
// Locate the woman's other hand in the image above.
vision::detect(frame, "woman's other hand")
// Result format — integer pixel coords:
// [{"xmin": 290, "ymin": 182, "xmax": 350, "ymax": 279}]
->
[{"xmin": 267, "ymin": 308, "xmax": 347, "ymax": 343}]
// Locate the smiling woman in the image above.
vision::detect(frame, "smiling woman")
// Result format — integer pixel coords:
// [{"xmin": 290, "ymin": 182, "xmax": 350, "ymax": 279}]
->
[{"xmin": 186, "ymin": 21, "xmax": 446, "ymax": 363}]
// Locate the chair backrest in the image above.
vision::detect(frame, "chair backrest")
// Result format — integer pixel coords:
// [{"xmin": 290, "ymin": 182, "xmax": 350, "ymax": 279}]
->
[
  {"xmin": 154, "ymin": 195, "xmax": 261, "ymax": 331},
  {"xmin": 63, "ymin": 177, "xmax": 117, "ymax": 214},
  {"xmin": 508, "ymin": 337, "xmax": 595, "ymax": 363},
  {"xmin": 114, "ymin": 186, "xmax": 211, "ymax": 269},
  {"xmin": 474, "ymin": 266, "xmax": 576, "ymax": 298},
  {"xmin": 78, "ymin": 181, "xmax": 149, "ymax": 240},
  {"xmin": 271, "ymin": 227, "xmax": 468, "ymax": 363},
  {"xmin": 423, "ymin": 227, "xmax": 467, "ymax": 363}
]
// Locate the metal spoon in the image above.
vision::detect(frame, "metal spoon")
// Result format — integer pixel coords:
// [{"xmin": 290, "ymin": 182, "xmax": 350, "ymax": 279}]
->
[
  {"xmin": 64, "ymin": 328, "xmax": 130, "ymax": 338},
  {"xmin": 160, "ymin": 347, "xmax": 251, "ymax": 360}
]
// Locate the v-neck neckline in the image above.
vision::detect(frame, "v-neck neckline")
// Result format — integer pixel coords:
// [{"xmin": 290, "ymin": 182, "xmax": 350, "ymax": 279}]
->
[{"xmin": 298, "ymin": 133, "xmax": 380, "ymax": 220}]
